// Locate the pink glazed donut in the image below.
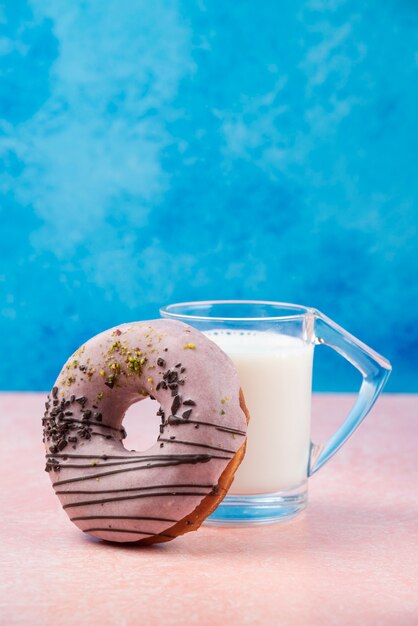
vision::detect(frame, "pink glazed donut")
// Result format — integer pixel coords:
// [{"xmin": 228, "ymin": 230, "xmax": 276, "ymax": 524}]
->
[{"xmin": 43, "ymin": 319, "xmax": 249, "ymax": 544}]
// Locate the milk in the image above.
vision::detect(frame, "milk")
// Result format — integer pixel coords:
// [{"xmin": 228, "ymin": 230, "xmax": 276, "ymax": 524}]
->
[{"xmin": 205, "ymin": 330, "xmax": 314, "ymax": 495}]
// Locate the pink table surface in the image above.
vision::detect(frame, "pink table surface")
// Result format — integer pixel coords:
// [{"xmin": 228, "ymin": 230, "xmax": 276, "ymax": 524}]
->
[{"xmin": 0, "ymin": 393, "xmax": 417, "ymax": 626}]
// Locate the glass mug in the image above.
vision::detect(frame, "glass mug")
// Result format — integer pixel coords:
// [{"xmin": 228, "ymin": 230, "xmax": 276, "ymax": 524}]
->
[{"xmin": 160, "ymin": 301, "xmax": 391, "ymax": 525}]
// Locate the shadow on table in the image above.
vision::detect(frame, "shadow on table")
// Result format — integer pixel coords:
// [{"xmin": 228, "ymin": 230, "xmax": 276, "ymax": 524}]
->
[{"xmin": 83, "ymin": 498, "xmax": 418, "ymax": 559}]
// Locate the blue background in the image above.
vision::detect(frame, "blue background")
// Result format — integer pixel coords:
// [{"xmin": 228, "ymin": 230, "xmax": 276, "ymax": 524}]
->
[{"xmin": 1, "ymin": 0, "xmax": 417, "ymax": 391}]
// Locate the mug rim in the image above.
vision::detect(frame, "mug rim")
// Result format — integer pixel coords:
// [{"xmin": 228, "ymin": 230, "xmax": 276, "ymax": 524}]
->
[{"xmin": 160, "ymin": 300, "xmax": 311, "ymax": 322}]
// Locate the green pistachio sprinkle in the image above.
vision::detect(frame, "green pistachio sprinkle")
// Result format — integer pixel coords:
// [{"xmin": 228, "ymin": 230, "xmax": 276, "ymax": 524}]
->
[{"xmin": 127, "ymin": 356, "xmax": 144, "ymax": 373}]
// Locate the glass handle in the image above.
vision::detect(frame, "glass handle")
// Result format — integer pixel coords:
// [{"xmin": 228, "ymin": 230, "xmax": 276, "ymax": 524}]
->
[{"xmin": 308, "ymin": 311, "xmax": 392, "ymax": 475}]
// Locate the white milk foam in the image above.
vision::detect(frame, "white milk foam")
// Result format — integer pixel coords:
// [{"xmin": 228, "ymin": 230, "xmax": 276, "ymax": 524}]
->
[{"xmin": 205, "ymin": 330, "xmax": 314, "ymax": 494}]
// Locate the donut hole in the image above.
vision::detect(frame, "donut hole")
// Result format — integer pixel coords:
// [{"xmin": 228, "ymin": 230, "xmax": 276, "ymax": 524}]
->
[{"xmin": 122, "ymin": 397, "xmax": 161, "ymax": 452}]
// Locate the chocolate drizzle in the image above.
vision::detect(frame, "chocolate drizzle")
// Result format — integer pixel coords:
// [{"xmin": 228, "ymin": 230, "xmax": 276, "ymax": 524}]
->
[
  {"xmin": 157, "ymin": 438, "xmax": 236, "ymax": 454},
  {"xmin": 159, "ymin": 418, "xmax": 246, "ymax": 436},
  {"xmin": 56, "ymin": 483, "xmax": 215, "ymax": 495},
  {"xmin": 52, "ymin": 454, "xmax": 229, "ymax": 487},
  {"xmin": 60, "ymin": 417, "xmax": 122, "ymax": 433},
  {"xmin": 181, "ymin": 419, "xmax": 246, "ymax": 436},
  {"xmin": 63, "ymin": 490, "xmax": 215, "ymax": 510},
  {"xmin": 71, "ymin": 515, "xmax": 177, "ymax": 523}
]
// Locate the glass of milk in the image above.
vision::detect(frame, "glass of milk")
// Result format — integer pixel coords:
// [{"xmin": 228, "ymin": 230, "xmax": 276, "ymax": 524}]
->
[{"xmin": 160, "ymin": 301, "xmax": 391, "ymax": 525}]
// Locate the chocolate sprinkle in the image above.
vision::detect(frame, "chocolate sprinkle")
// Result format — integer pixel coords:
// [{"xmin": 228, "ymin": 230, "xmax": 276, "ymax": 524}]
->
[
  {"xmin": 167, "ymin": 415, "xmax": 184, "ymax": 425},
  {"xmin": 165, "ymin": 370, "xmax": 178, "ymax": 383},
  {"xmin": 182, "ymin": 409, "xmax": 192, "ymax": 420},
  {"xmin": 183, "ymin": 399, "xmax": 196, "ymax": 406},
  {"xmin": 77, "ymin": 424, "xmax": 92, "ymax": 440},
  {"xmin": 157, "ymin": 358, "xmax": 165, "ymax": 367},
  {"xmin": 171, "ymin": 395, "xmax": 181, "ymax": 415}
]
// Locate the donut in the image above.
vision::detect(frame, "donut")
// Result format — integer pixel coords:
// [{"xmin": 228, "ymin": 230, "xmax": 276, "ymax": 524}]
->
[{"xmin": 42, "ymin": 319, "xmax": 249, "ymax": 543}]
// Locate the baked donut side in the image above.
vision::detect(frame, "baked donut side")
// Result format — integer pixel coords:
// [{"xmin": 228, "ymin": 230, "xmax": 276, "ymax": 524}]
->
[{"xmin": 42, "ymin": 319, "xmax": 248, "ymax": 543}]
